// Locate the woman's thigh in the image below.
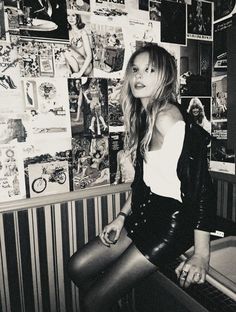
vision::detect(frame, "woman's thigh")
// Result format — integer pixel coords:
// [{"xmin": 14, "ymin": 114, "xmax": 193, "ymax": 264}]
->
[
  {"xmin": 68, "ymin": 228, "xmax": 132, "ymax": 285},
  {"xmin": 83, "ymin": 243, "xmax": 157, "ymax": 312}
]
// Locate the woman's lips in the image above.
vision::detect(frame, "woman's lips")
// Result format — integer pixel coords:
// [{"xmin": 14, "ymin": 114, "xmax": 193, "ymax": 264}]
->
[{"xmin": 135, "ymin": 82, "xmax": 145, "ymax": 89}]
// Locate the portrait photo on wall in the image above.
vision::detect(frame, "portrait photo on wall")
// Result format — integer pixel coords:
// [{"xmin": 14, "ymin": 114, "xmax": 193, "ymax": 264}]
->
[
  {"xmin": 161, "ymin": 1, "xmax": 186, "ymax": 45},
  {"xmin": 19, "ymin": 0, "xmax": 69, "ymax": 42},
  {"xmin": 180, "ymin": 39, "xmax": 212, "ymax": 96},
  {"xmin": 4, "ymin": 2, "xmax": 20, "ymax": 34},
  {"xmin": 187, "ymin": 0, "xmax": 213, "ymax": 41},
  {"xmin": 181, "ymin": 96, "xmax": 211, "ymax": 133}
]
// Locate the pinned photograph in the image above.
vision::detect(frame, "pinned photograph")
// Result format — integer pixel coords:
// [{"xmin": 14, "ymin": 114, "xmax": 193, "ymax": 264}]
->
[
  {"xmin": 19, "ymin": 0, "xmax": 69, "ymax": 42},
  {"xmin": 187, "ymin": 0, "xmax": 213, "ymax": 41},
  {"xmin": 161, "ymin": 1, "xmax": 186, "ymax": 45}
]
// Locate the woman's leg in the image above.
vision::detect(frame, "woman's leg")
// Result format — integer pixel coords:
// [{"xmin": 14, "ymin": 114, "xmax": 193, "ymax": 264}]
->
[
  {"xmin": 82, "ymin": 243, "xmax": 157, "ymax": 312},
  {"xmin": 68, "ymin": 228, "xmax": 132, "ymax": 289}
]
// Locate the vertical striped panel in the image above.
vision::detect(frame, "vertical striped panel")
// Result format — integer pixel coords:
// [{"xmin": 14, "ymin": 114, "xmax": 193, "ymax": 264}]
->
[
  {"xmin": 44, "ymin": 206, "xmax": 57, "ymax": 312},
  {"xmin": 75, "ymin": 200, "xmax": 85, "ymax": 249},
  {"xmin": 0, "ymin": 214, "xmax": 11, "ymax": 312},
  {"xmin": 36, "ymin": 208, "xmax": 51, "ymax": 312},
  {"xmin": 3, "ymin": 213, "xmax": 21, "ymax": 312},
  {"xmin": 53, "ymin": 203, "xmax": 66, "ymax": 312},
  {"xmin": 61, "ymin": 202, "xmax": 74, "ymax": 312},
  {"xmin": 18, "ymin": 210, "xmax": 35, "ymax": 312},
  {"xmin": 107, "ymin": 194, "xmax": 113, "ymax": 223},
  {"xmin": 227, "ymin": 182, "xmax": 233, "ymax": 221},
  {"xmin": 114, "ymin": 193, "xmax": 121, "ymax": 216},
  {"xmin": 28, "ymin": 209, "xmax": 43, "ymax": 312},
  {"xmin": 99, "ymin": 196, "xmax": 108, "ymax": 229},
  {"xmin": 82, "ymin": 199, "xmax": 88, "ymax": 244},
  {"xmin": 87, "ymin": 198, "xmax": 96, "ymax": 241},
  {"xmin": 67, "ymin": 201, "xmax": 80, "ymax": 312},
  {"xmin": 222, "ymin": 182, "xmax": 228, "ymax": 218},
  {"xmin": 13, "ymin": 212, "xmax": 25, "ymax": 312}
]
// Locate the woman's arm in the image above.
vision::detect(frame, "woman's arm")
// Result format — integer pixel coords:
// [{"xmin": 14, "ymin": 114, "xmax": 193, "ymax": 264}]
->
[
  {"xmin": 99, "ymin": 192, "xmax": 132, "ymax": 246},
  {"xmin": 175, "ymin": 229, "xmax": 210, "ymax": 288}
]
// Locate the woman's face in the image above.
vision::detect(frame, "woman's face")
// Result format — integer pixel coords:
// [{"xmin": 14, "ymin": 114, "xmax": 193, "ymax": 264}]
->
[
  {"xmin": 191, "ymin": 106, "xmax": 200, "ymax": 116},
  {"xmin": 67, "ymin": 12, "xmax": 77, "ymax": 25},
  {"xmin": 129, "ymin": 52, "xmax": 156, "ymax": 106}
]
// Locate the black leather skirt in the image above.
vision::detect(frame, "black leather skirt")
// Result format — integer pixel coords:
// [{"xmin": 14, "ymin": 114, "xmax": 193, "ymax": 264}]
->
[{"xmin": 124, "ymin": 184, "xmax": 195, "ymax": 266}]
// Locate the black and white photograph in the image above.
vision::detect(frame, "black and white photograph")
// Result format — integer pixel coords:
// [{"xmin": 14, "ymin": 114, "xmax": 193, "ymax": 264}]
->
[
  {"xmin": 180, "ymin": 39, "xmax": 212, "ymax": 96},
  {"xmin": 161, "ymin": 0, "xmax": 186, "ymax": 45},
  {"xmin": 72, "ymin": 135, "xmax": 110, "ymax": 189},
  {"xmin": 18, "ymin": 41, "xmax": 55, "ymax": 77},
  {"xmin": 0, "ymin": 144, "xmax": 26, "ymax": 201},
  {"xmin": 23, "ymin": 138, "xmax": 72, "ymax": 197},
  {"xmin": 108, "ymin": 78, "xmax": 124, "ymax": 133},
  {"xmin": 19, "ymin": 0, "xmax": 69, "ymax": 42},
  {"xmin": 181, "ymin": 96, "xmax": 211, "ymax": 133},
  {"xmin": 0, "ymin": 43, "xmax": 20, "ymax": 99},
  {"xmin": 212, "ymin": 75, "xmax": 227, "ymax": 120},
  {"xmin": 82, "ymin": 77, "xmax": 108, "ymax": 136},
  {"xmin": 0, "ymin": 1, "xmax": 236, "ymax": 312},
  {"xmin": 187, "ymin": 0, "xmax": 213, "ymax": 41},
  {"xmin": 67, "ymin": 0, "xmax": 91, "ymax": 12},
  {"xmin": 109, "ymin": 132, "xmax": 134, "ymax": 184},
  {"xmin": 213, "ymin": 18, "xmax": 231, "ymax": 77},
  {"xmin": 91, "ymin": 22, "xmax": 126, "ymax": 78},
  {"xmin": 210, "ymin": 121, "xmax": 235, "ymax": 174}
]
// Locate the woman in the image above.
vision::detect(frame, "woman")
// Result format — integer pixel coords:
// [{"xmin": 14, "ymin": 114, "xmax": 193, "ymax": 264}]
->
[
  {"xmin": 64, "ymin": 11, "xmax": 93, "ymax": 77},
  {"xmin": 68, "ymin": 44, "xmax": 215, "ymax": 312},
  {"xmin": 187, "ymin": 97, "xmax": 211, "ymax": 133}
]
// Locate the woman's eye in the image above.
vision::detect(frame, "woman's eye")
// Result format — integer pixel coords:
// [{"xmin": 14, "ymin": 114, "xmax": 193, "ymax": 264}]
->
[{"xmin": 132, "ymin": 67, "xmax": 138, "ymax": 73}]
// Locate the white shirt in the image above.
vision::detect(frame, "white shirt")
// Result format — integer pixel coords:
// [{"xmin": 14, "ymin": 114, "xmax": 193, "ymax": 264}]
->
[{"xmin": 143, "ymin": 120, "xmax": 185, "ymax": 202}]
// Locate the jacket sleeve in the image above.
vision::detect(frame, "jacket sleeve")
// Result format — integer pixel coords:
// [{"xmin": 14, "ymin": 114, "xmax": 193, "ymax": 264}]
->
[{"xmin": 194, "ymin": 143, "xmax": 216, "ymax": 233}]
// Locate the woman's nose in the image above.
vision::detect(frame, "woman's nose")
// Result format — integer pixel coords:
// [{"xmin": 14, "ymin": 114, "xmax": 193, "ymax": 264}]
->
[{"xmin": 135, "ymin": 71, "xmax": 142, "ymax": 79}]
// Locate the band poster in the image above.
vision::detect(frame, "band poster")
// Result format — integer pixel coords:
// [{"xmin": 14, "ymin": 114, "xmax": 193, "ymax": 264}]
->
[{"xmin": 0, "ymin": 0, "xmax": 235, "ymax": 203}]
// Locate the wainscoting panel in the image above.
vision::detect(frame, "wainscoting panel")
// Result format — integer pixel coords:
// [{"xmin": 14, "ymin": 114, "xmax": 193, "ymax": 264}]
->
[
  {"xmin": 0, "ymin": 191, "xmax": 130, "ymax": 312},
  {"xmin": 0, "ymin": 179, "xmax": 235, "ymax": 312}
]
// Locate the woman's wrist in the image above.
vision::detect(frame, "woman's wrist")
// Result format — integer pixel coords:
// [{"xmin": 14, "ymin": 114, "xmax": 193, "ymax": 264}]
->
[{"xmin": 117, "ymin": 212, "xmax": 127, "ymax": 219}]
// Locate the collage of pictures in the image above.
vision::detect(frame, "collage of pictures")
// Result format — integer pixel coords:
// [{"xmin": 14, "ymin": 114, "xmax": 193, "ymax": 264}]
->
[{"xmin": 0, "ymin": 0, "xmax": 235, "ymax": 203}]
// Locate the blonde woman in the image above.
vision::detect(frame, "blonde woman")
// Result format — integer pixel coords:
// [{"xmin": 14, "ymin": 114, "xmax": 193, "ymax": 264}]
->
[
  {"xmin": 68, "ymin": 44, "xmax": 215, "ymax": 312},
  {"xmin": 64, "ymin": 11, "xmax": 93, "ymax": 77}
]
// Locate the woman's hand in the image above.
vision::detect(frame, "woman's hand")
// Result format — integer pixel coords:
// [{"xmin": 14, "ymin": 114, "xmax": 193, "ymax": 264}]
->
[
  {"xmin": 99, "ymin": 216, "xmax": 125, "ymax": 247},
  {"xmin": 175, "ymin": 254, "xmax": 210, "ymax": 288}
]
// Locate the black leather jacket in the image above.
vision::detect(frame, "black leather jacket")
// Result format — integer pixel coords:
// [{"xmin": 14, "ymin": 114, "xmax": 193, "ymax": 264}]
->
[{"xmin": 131, "ymin": 107, "xmax": 216, "ymax": 233}]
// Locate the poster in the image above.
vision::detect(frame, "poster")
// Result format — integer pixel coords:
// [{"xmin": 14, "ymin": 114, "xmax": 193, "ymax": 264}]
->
[
  {"xmin": 72, "ymin": 135, "xmax": 110, "ymax": 189},
  {"xmin": 0, "ymin": 144, "xmax": 26, "ymax": 202},
  {"xmin": 19, "ymin": 0, "xmax": 69, "ymax": 42},
  {"xmin": 109, "ymin": 132, "xmax": 134, "ymax": 184},
  {"xmin": 23, "ymin": 138, "xmax": 72, "ymax": 198}
]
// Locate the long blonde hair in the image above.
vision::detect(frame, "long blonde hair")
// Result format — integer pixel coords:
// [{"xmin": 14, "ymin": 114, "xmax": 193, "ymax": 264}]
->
[{"xmin": 120, "ymin": 44, "xmax": 178, "ymax": 162}]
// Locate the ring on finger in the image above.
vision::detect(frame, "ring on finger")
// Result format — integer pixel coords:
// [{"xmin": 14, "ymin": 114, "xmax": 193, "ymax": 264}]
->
[
  {"xmin": 181, "ymin": 270, "xmax": 188, "ymax": 277},
  {"xmin": 194, "ymin": 272, "xmax": 201, "ymax": 280}
]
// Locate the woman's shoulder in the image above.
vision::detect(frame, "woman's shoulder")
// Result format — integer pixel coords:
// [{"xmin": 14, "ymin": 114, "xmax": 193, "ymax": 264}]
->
[{"xmin": 155, "ymin": 103, "xmax": 184, "ymax": 135}]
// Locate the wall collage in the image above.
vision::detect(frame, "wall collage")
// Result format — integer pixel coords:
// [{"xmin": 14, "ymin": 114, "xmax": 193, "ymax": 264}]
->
[{"xmin": 0, "ymin": 0, "xmax": 235, "ymax": 203}]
